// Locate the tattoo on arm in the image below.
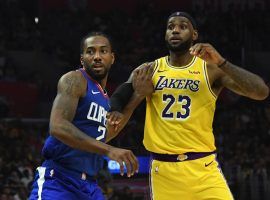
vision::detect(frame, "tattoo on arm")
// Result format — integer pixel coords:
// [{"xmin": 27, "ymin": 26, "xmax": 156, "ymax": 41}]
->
[
  {"xmin": 220, "ymin": 61, "xmax": 269, "ymax": 100},
  {"xmin": 62, "ymin": 75, "xmax": 83, "ymax": 96}
]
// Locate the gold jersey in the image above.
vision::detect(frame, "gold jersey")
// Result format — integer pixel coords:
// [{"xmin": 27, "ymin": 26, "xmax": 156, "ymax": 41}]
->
[{"xmin": 143, "ymin": 56, "xmax": 217, "ymax": 154}]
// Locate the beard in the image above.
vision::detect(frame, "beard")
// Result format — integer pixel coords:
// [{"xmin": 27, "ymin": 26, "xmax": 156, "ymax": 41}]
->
[
  {"xmin": 166, "ymin": 37, "xmax": 193, "ymax": 53},
  {"xmin": 84, "ymin": 65, "xmax": 109, "ymax": 81}
]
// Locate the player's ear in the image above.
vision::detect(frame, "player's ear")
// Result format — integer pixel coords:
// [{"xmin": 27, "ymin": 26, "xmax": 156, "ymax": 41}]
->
[
  {"xmin": 80, "ymin": 55, "xmax": 84, "ymax": 66},
  {"xmin": 192, "ymin": 30, "xmax": 198, "ymax": 41},
  {"xmin": 111, "ymin": 53, "xmax": 115, "ymax": 65}
]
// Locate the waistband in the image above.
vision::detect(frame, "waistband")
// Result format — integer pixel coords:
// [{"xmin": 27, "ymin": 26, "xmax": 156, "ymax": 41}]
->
[
  {"xmin": 151, "ymin": 151, "xmax": 216, "ymax": 162},
  {"xmin": 42, "ymin": 160, "xmax": 96, "ymax": 182}
]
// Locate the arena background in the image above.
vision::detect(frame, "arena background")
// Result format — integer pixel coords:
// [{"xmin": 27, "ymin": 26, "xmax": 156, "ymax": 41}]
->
[{"xmin": 0, "ymin": 0, "xmax": 269, "ymax": 199}]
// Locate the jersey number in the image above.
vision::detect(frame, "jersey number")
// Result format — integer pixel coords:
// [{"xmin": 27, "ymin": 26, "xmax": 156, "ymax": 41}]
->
[
  {"xmin": 162, "ymin": 94, "xmax": 191, "ymax": 119},
  {"xmin": 96, "ymin": 126, "xmax": 106, "ymax": 140}
]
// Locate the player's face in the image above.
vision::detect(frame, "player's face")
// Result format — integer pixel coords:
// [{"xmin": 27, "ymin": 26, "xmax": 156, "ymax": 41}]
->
[
  {"xmin": 165, "ymin": 16, "xmax": 196, "ymax": 52},
  {"xmin": 81, "ymin": 36, "xmax": 115, "ymax": 81}
]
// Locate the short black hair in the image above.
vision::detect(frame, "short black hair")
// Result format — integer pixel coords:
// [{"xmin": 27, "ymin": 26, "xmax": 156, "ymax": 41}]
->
[
  {"xmin": 168, "ymin": 12, "xmax": 197, "ymax": 30},
  {"xmin": 80, "ymin": 31, "xmax": 113, "ymax": 54}
]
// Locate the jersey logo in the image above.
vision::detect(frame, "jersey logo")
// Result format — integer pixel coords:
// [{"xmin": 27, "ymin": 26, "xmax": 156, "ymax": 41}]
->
[
  {"xmin": 205, "ymin": 160, "xmax": 214, "ymax": 167},
  {"xmin": 188, "ymin": 70, "xmax": 200, "ymax": 74},
  {"xmin": 49, "ymin": 169, "xmax": 54, "ymax": 177},
  {"xmin": 91, "ymin": 90, "xmax": 100, "ymax": 94},
  {"xmin": 177, "ymin": 154, "xmax": 188, "ymax": 161},
  {"xmin": 155, "ymin": 76, "xmax": 200, "ymax": 92}
]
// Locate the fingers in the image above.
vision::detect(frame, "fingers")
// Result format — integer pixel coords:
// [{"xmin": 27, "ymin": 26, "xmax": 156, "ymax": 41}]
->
[
  {"xmin": 122, "ymin": 151, "xmax": 139, "ymax": 177},
  {"xmin": 129, "ymin": 151, "xmax": 139, "ymax": 174},
  {"xmin": 106, "ymin": 112, "xmax": 115, "ymax": 125},
  {"xmin": 123, "ymin": 158, "xmax": 132, "ymax": 177},
  {"xmin": 114, "ymin": 151, "xmax": 139, "ymax": 178},
  {"xmin": 190, "ymin": 43, "xmax": 224, "ymax": 65},
  {"xmin": 146, "ymin": 64, "xmax": 154, "ymax": 81},
  {"xmin": 198, "ymin": 48, "xmax": 206, "ymax": 57},
  {"xmin": 134, "ymin": 63, "xmax": 153, "ymax": 82},
  {"xmin": 138, "ymin": 64, "xmax": 148, "ymax": 77},
  {"xmin": 116, "ymin": 159, "xmax": 125, "ymax": 176},
  {"xmin": 107, "ymin": 112, "xmax": 123, "ymax": 125},
  {"xmin": 189, "ymin": 43, "xmax": 212, "ymax": 56},
  {"xmin": 133, "ymin": 69, "xmax": 139, "ymax": 81},
  {"xmin": 108, "ymin": 147, "xmax": 139, "ymax": 177}
]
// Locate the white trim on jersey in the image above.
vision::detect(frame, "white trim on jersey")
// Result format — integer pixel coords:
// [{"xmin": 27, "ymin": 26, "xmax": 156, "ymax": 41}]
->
[
  {"xmin": 149, "ymin": 159, "xmax": 154, "ymax": 200},
  {"xmin": 37, "ymin": 167, "xmax": 46, "ymax": 200}
]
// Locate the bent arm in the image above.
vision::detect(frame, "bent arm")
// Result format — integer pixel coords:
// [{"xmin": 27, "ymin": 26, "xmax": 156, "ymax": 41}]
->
[
  {"xmin": 49, "ymin": 71, "xmax": 111, "ymax": 155},
  {"xmin": 219, "ymin": 61, "xmax": 269, "ymax": 100},
  {"xmin": 190, "ymin": 43, "xmax": 269, "ymax": 100},
  {"xmin": 106, "ymin": 92, "xmax": 145, "ymax": 142},
  {"xmin": 110, "ymin": 62, "xmax": 155, "ymax": 112},
  {"xmin": 107, "ymin": 62, "xmax": 155, "ymax": 140}
]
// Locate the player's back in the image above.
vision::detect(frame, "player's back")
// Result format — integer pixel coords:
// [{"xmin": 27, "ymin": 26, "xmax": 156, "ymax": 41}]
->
[
  {"xmin": 144, "ymin": 56, "xmax": 217, "ymax": 154},
  {"xmin": 42, "ymin": 68, "xmax": 110, "ymax": 176}
]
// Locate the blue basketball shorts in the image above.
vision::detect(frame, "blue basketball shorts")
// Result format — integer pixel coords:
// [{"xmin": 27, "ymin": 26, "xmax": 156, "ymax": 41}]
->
[{"xmin": 29, "ymin": 167, "xmax": 104, "ymax": 200}]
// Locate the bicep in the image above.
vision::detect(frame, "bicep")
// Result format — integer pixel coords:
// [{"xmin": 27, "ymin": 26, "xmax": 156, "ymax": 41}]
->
[
  {"xmin": 50, "ymin": 73, "xmax": 84, "ymax": 123},
  {"xmin": 50, "ymin": 93, "xmax": 79, "ymax": 123}
]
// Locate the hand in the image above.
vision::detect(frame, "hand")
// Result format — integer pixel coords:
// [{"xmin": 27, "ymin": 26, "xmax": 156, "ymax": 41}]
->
[
  {"xmin": 107, "ymin": 146, "xmax": 139, "ymax": 177},
  {"xmin": 133, "ymin": 62, "xmax": 154, "ymax": 97},
  {"xmin": 107, "ymin": 111, "xmax": 123, "ymax": 131},
  {"xmin": 189, "ymin": 43, "xmax": 225, "ymax": 66}
]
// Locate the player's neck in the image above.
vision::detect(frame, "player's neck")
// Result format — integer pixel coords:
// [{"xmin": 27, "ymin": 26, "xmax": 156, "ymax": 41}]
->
[
  {"xmin": 98, "ymin": 77, "xmax": 107, "ymax": 90},
  {"xmin": 168, "ymin": 51, "xmax": 194, "ymax": 67}
]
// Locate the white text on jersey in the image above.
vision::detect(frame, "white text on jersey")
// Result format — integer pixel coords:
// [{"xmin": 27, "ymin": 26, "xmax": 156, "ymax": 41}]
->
[{"xmin": 87, "ymin": 102, "xmax": 107, "ymax": 126}]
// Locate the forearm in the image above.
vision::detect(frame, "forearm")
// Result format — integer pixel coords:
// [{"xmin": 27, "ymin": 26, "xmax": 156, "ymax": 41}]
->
[
  {"xmin": 110, "ymin": 82, "xmax": 134, "ymax": 112},
  {"xmin": 220, "ymin": 61, "xmax": 269, "ymax": 100},
  {"xmin": 50, "ymin": 120, "xmax": 111, "ymax": 155},
  {"xmin": 107, "ymin": 92, "xmax": 145, "ymax": 140},
  {"xmin": 117, "ymin": 92, "xmax": 145, "ymax": 131}
]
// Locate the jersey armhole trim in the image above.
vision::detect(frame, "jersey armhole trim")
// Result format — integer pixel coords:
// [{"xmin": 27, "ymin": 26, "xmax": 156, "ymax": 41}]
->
[
  {"xmin": 152, "ymin": 60, "xmax": 159, "ymax": 78},
  {"xmin": 203, "ymin": 62, "xmax": 217, "ymax": 99}
]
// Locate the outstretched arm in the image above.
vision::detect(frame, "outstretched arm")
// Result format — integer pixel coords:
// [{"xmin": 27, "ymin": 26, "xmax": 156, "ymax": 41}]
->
[
  {"xmin": 106, "ymin": 62, "xmax": 155, "ymax": 140},
  {"xmin": 190, "ymin": 43, "xmax": 269, "ymax": 100},
  {"xmin": 49, "ymin": 71, "xmax": 138, "ymax": 177}
]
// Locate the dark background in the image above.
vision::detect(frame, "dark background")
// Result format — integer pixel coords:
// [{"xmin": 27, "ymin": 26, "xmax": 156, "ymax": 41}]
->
[{"xmin": 0, "ymin": 0, "xmax": 270, "ymax": 199}]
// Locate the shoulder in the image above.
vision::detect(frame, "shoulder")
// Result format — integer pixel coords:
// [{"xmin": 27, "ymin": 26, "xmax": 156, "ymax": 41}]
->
[{"xmin": 58, "ymin": 70, "xmax": 87, "ymax": 97}]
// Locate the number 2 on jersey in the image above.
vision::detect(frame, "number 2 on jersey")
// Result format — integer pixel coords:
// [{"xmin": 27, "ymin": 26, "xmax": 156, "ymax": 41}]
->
[
  {"xmin": 96, "ymin": 126, "xmax": 106, "ymax": 140},
  {"xmin": 162, "ymin": 94, "xmax": 191, "ymax": 119}
]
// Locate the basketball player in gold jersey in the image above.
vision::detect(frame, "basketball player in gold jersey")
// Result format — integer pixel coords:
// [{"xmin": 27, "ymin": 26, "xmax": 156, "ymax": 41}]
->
[{"xmin": 108, "ymin": 12, "xmax": 269, "ymax": 200}]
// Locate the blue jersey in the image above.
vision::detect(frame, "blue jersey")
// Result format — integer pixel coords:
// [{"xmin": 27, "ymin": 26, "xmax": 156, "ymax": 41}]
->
[{"xmin": 42, "ymin": 68, "xmax": 110, "ymax": 176}]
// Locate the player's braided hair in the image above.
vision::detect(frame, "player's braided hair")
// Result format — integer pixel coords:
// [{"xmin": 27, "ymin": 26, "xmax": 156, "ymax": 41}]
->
[{"xmin": 80, "ymin": 31, "xmax": 113, "ymax": 54}]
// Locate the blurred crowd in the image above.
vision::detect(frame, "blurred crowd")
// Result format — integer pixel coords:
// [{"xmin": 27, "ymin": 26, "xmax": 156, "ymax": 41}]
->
[
  {"xmin": 0, "ymin": 0, "xmax": 269, "ymax": 93},
  {"xmin": 0, "ymin": 120, "xmax": 46, "ymax": 200},
  {"xmin": 0, "ymin": 0, "xmax": 269, "ymax": 199}
]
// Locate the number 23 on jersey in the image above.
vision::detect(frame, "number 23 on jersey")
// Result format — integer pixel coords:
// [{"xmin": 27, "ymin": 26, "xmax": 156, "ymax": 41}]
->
[{"xmin": 162, "ymin": 94, "xmax": 191, "ymax": 120}]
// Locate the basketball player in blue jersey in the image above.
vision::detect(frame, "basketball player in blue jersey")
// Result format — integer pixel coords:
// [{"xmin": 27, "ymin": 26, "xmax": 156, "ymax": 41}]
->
[
  {"xmin": 29, "ymin": 32, "xmax": 139, "ymax": 200},
  {"xmin": 108, "ymin": 12, "xmax": 269, "ymax": 200}
]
